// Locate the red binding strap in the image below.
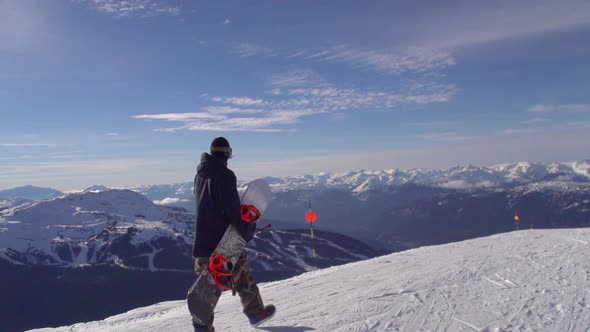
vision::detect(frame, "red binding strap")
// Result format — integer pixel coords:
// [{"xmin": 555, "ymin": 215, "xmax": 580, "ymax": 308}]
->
[
  {"xmin": 208, "ymin": 253, "xmax": 233, "ymax": 290},
  {"xmin": 240, "ymin": 204, "xmax": 262, "ymax": 223}
]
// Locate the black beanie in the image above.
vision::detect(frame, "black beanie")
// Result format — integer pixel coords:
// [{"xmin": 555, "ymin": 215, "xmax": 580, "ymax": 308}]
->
[{"xmin": 210, "ymin": 137, "xmax": 231, "ymax": 158}]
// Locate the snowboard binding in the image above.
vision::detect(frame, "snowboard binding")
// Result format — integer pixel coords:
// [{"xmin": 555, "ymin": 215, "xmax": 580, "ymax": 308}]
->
[
  {"xmin": 240, "ymin": 204, "xmax": 262, "ymax": 223},
  {"xmin": 208, "ymin": 253, "xmax": 233, "ymax": 291}
]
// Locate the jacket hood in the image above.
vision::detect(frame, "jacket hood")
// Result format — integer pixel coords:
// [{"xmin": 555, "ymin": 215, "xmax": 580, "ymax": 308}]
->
[{"xmin": 197, "ymin": 153, "xmax": 228, "ymax": 176}]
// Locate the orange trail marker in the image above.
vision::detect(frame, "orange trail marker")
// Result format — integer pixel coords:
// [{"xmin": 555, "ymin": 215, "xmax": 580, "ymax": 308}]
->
[
  {"xmin": 306, "ymin": 200, "xmax": 318, "ymax": 269},
  {"xmin": 306, "ymin": 210, "xmax": 318, "ymax": 223},
  {"xmin": 514, "ymin": 213, "xmax": 520, "ymax": 230}
]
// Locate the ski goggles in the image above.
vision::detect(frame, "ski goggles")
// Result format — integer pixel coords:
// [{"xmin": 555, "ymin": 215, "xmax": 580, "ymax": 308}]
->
[{"xmin": 211, "ymin": 146, "xmax": 233, "ymax": 158}]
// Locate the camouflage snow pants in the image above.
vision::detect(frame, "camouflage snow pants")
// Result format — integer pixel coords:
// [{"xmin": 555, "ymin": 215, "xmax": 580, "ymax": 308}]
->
[{"xmin": 189, "ymin": 253, "xmax": 264, "ymax": 326}]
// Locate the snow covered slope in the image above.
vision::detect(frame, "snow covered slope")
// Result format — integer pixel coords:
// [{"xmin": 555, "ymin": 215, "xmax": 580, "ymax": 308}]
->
[
  {"xmin": 32, "ymin": 228, "xmax": 590, "ymax": 331},
  {"xmin": 0, "ymin": 198, "xmax": 32, "ymax": 211}
]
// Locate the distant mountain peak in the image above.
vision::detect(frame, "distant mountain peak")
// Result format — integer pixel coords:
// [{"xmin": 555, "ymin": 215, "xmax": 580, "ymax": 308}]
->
[
  {"xmin": 0, "ymin": 185, "xmax": 64, "ymax": 200},
  {"xmin": 83, "ymin": 185, "xmax": 110, "ymax": 192}
]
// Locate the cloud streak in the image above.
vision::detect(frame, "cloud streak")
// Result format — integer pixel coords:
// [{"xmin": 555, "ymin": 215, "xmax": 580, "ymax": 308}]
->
[
  {"xmin": 227, "ymin": 42, "xmax": 456, "ymax": 76},
  {"xmin": 134, "ymin": 108, "xmax": 321, "ymax": 132},
  {"xmin": 228, "ymin": 42, "xmax": 276, "ymax": 57},
  {"xmin": 276, "ymin": 84, "xmax": 456, "ymax": 111},
  {"xmin": 300, "ymin": 46, "xmax": 456, "ymax": 74},
  {"xmin": 134, "ymin": 80, "xmax": 456, "ymax": 132},
  {"xmin": 528, "ymin": 104, "xmax": 590, "ymax": 113},
  {"xmin": 132, "ymin": 113, "xmax": 225, "ymax": 121},
  {"xmin": 521, "ymin": 118, "xmax": 553, "ymax": 124},
  {"xmin": 77, "ymin": 0, "xmax": 181, "ymax": 17},
  {"xmin": 270, "ymin": 68, "xmax": 329, "ymax": 88},
  {"xmin": 211, "ymin": 96, "xmax": 267, "ymax": 106},
  {"xmin": 0, "ymin": 143, "xmax": 56, "ymax": 147}
]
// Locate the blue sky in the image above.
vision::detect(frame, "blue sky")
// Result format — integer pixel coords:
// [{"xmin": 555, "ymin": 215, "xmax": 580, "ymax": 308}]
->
[{"xmin": 1, "ymin": 0, "xmax": 589, "ymax": 190}]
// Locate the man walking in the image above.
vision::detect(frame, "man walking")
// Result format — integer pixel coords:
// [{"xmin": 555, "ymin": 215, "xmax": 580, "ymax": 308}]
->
[{"xmin": 188, "ymin": 137, "xmax": 276, "ymax": 332}]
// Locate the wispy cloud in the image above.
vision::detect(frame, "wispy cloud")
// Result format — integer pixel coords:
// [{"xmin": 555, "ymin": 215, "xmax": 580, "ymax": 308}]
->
[
  {"xmin": 132, "ymin": 113, "xmax": 225, "ymax": 121},
  {"xmin": 0, "ymin": 143, "xmax": 56, "ymax": 147},
  {"xmin": 276, "ymin": 84, "xmax": 456, "ymax": 111},
  {"xmin": 228, "ymin": 42, "xmax": 276, "ymax": 57},
  {"xmin": 501, "ymin": 128, "xmax": 541, "ymax": 135},
  {"xmin": 201, "ymin": 106, "xmax": 264, "ymax": 114},
  {"xmin": 211, "ymin": 96, "xmax": 267, "ymax": 106},
  {"xmin": 270, "ymin": 68, "xmax": 329, "ymax": 88},
  {"xmin": 568, "ymin": 121, "xmax": 590, "ymax": 128},
  {"xmin": 0, "ymin": 155, "xmax": 33, "ymax": 161},
  {"xmin": 77, "ymin": 0, "xmax": 181, "ymax": 18},
  {"xmin": 415, "ymin": 132, "xmax": 472, "ymax": 142},
  {"xmin": 528, "ymin": 104, "xmax": 590, "ymax": 113},
  {"xmin": 411, "ymin": 121, "xmax": 464, "ymax": 128},
  {"xmin": 299, "ymin": 46, "xmax": 456, "ymax": 75},
  {"xmin": 134, "ymin": 81, "xmax": 455, "ymax": 133},
  {"xmin": 521, "ymin": 118, "xmax": 553, "ymax": 124},
  {"xmin": 226, "ymin": 42, "xmax": 455, "ymax": 75},
  {"xmin": 223, "ymin": 18, "xmax": 231, "ymax": 25},
  {"xmin": 0, "ymin": 158, "xmax": 157, "ymax": 176},
  {"xmin": 133, "ymin": 108, "xmax": 321, "ymax": 133}
]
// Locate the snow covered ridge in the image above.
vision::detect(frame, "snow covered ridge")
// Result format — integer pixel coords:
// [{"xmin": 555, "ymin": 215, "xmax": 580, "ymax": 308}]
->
[
  {"xmin": 0, "ymin": 198, "xmax": 32, "ymax": 211},
  {"xmin": 264, "ymin": 160, "xmax": 590, "ymax": 192},
  {"xmin": 0, "ymin": 190, "xmax": 380, "ymax": 271},
  {"xmin": 0, "ymin": 190, "xmax": 194, "ymax": 269},
  {"xmin": 127, "ymin": 161, "xmax": 590, "ymax": 203},
  {"xmin": 31, "ymin": 228, "xmax": 590, "ymax": 331}
]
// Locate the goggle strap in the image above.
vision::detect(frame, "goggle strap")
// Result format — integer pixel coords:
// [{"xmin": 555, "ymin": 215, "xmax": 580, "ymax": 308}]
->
[{"xmin": 211, "ymin": 147, "xmax": 231, "ymax": 153}]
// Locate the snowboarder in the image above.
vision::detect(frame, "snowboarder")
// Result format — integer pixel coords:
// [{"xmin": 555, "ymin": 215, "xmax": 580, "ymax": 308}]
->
[{"xmin": 188, "ymin": 137, "xmax": 276, "ymax": 332}]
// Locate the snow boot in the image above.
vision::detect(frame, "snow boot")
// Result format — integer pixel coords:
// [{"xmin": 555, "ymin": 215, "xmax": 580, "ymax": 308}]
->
[
  {"xmin": 192, "ymin": 314, "xmax": 214, "ymax": 332},
  {"xmin": 247, "ymin": 304, "xmax": 276, "ymax": 327},
  {"xmin": 193, "ymin": 324, "xmax": 214, "ymax": 332}
]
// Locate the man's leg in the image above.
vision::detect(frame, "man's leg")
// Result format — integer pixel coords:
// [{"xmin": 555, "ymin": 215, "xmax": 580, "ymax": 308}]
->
[{"xmin": 232, "ymin": 253, "xmax": 264, "ymax": 315}]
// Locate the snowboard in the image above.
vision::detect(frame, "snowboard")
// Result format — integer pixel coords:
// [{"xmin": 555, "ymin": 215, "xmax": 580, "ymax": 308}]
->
[{"xmin": 187, "ymin": 178, "xmax": 272, "ymax": 326}]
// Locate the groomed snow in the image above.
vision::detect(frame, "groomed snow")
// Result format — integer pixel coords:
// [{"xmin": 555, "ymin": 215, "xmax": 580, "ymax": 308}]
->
[{"xmin": 31, "ymin": 228, "xmax": 590, "ymax": 331}]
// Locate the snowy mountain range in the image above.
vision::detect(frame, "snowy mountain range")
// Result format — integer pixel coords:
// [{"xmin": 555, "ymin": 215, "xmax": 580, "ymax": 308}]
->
[
  {"xmin": 30, "ymin": 228, "xmax": 590, "ymax": 331},
  {"xmin": 0, "ymin": 190, "xmax": 381, "ymax": 272},
  {"xmin": 131, "ymin": 161, "xmax": 590, "ymax": 200},
  {"xmin": 2, "ymin": 160, "xmax": 589, "ymax": 254},
  {"xmin": 267, "ymin": 160, "xmax": 590, "ymax": 191}
]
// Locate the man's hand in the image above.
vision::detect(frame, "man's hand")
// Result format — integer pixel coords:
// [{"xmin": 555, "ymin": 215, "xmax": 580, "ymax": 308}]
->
[{"xmin": 194, "ymin": 257, "xmax": 209, "ymax": 274}]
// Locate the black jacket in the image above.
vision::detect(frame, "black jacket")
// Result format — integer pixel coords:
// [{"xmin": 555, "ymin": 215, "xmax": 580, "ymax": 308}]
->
[{"xmin": 192, "ymin": 153, "xmax": 255, "ymax": 258}]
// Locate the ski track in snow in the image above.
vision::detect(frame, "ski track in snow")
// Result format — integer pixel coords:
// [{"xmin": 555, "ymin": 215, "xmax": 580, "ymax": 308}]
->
[{"xmin": 30, "ymin": 228, "xmax": 590, "ymax": 332}]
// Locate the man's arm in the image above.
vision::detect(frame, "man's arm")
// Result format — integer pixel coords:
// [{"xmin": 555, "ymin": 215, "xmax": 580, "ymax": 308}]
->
[{"xmin": 221, "ymin": 172, "xmax": 256, "ymax": 242}]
